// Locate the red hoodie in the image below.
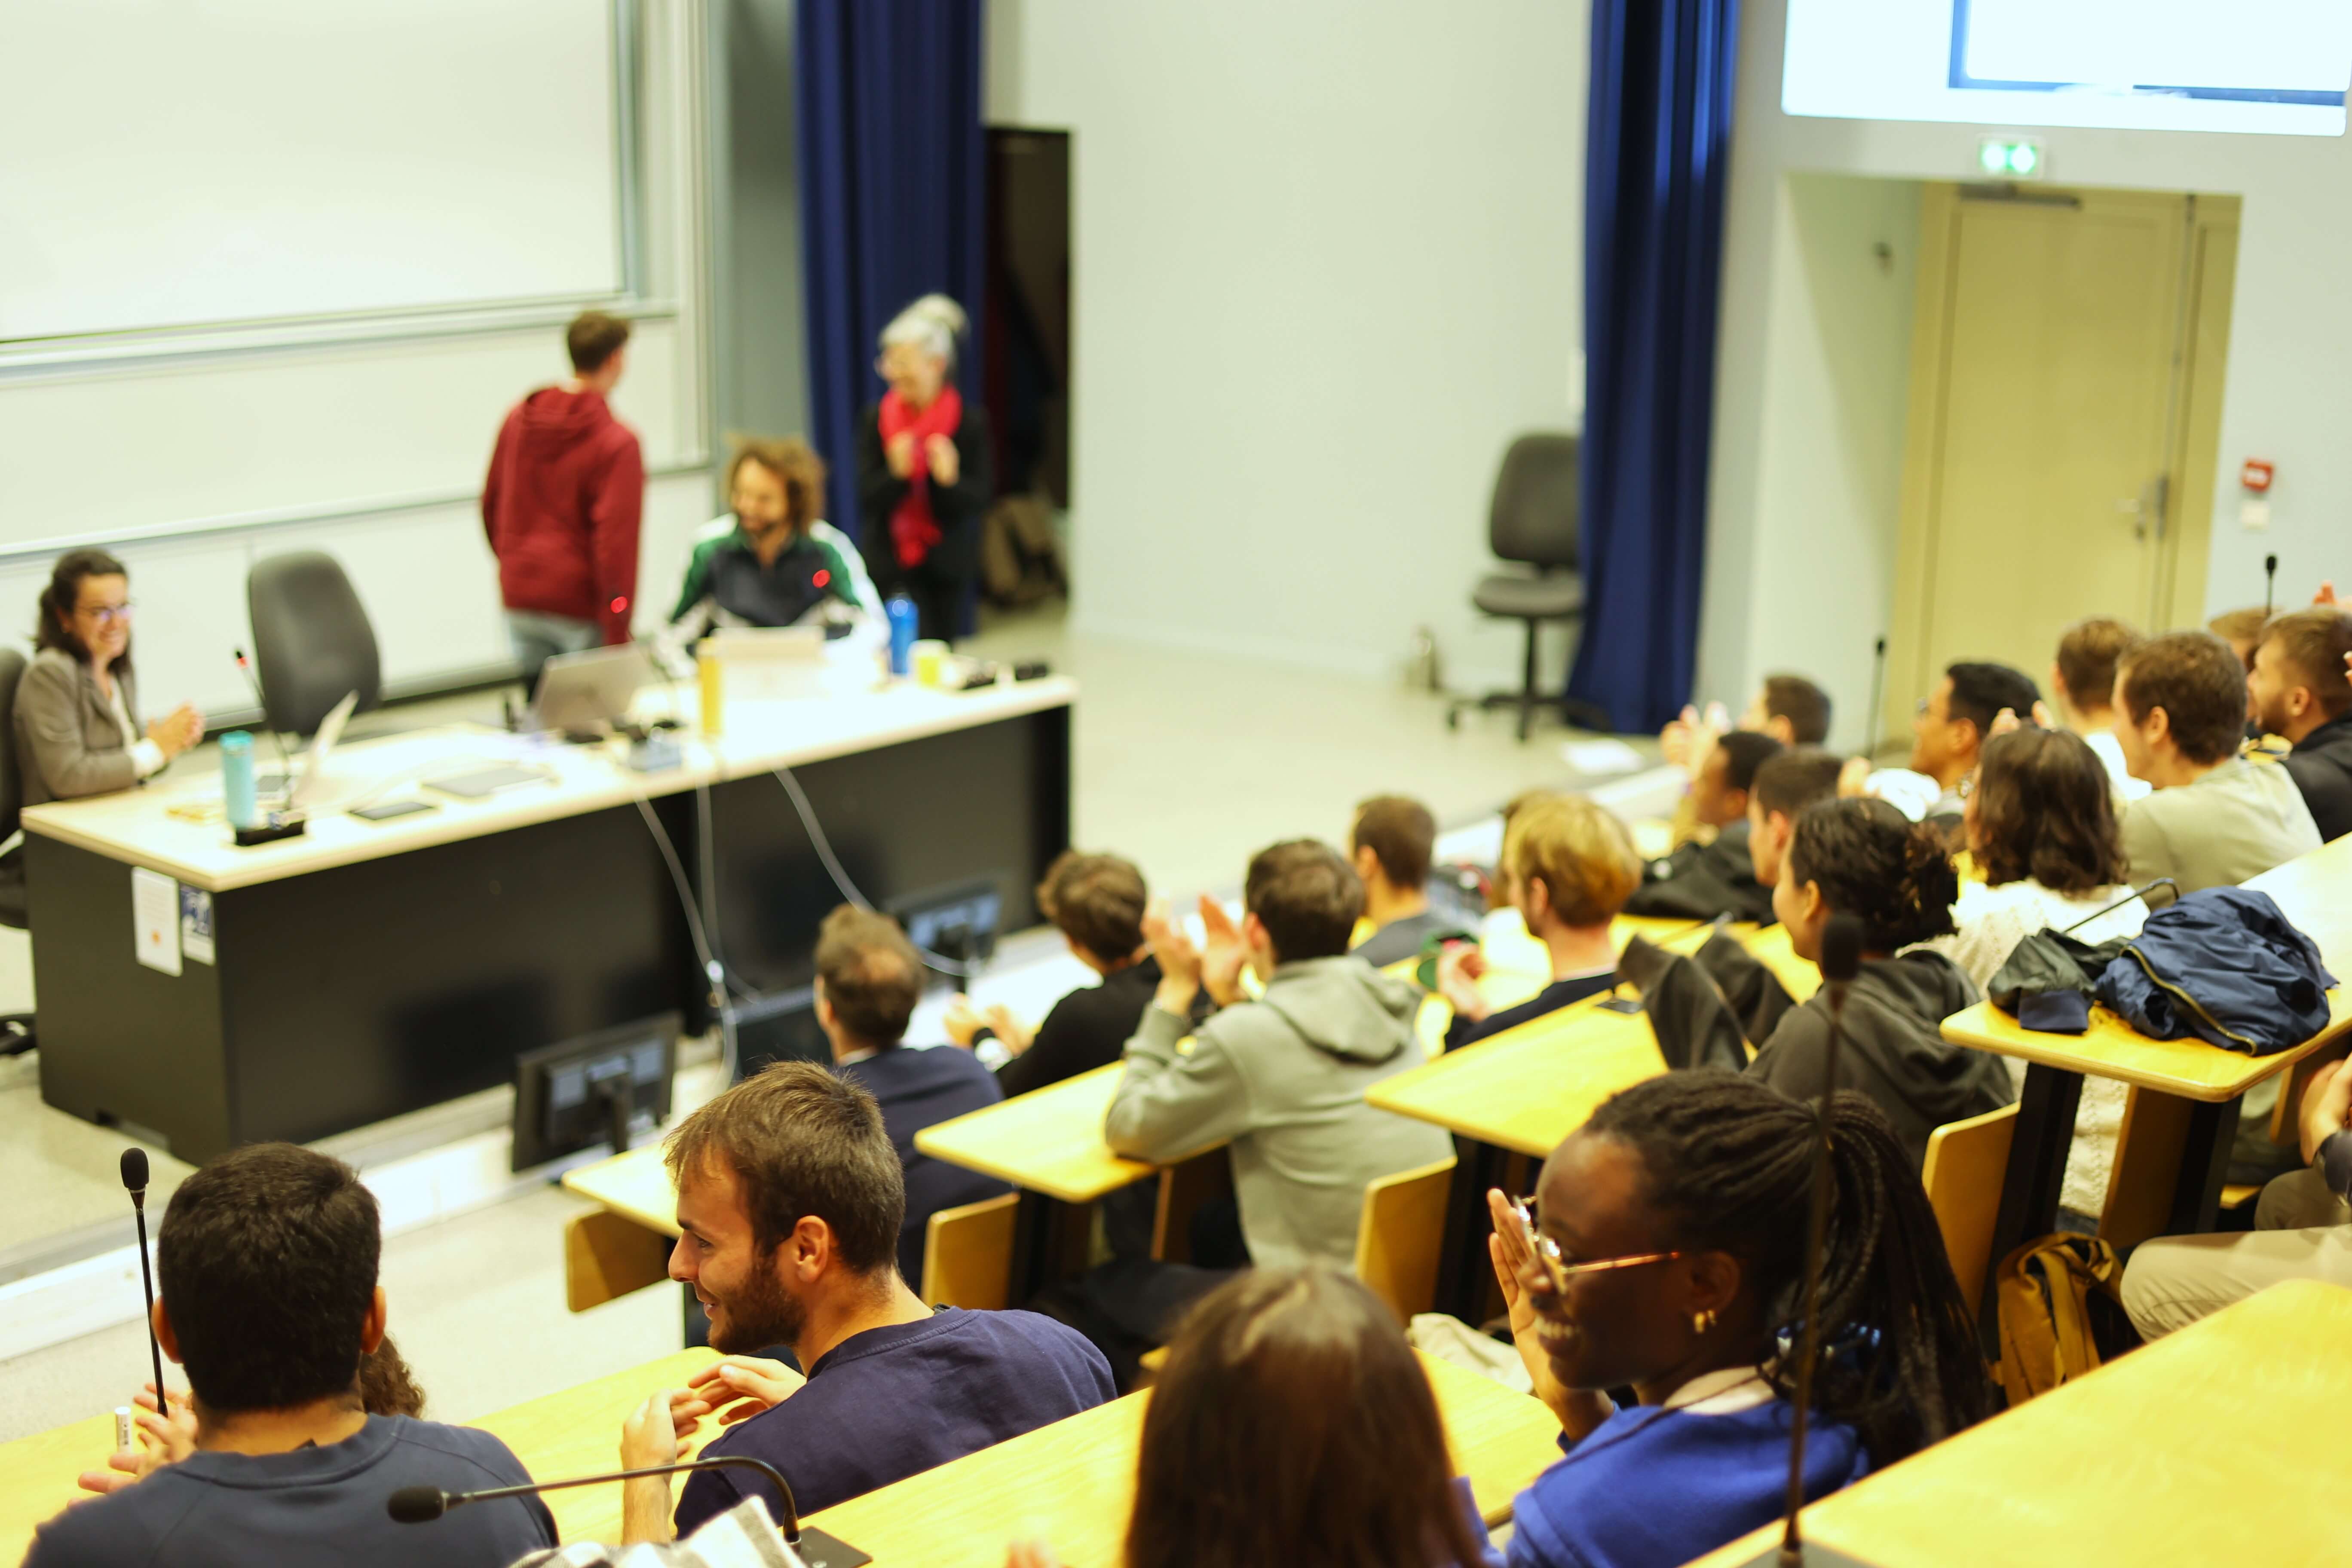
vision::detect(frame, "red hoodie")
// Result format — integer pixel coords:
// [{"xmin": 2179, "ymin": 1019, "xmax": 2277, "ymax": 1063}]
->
[{"xmin": 481, "ymin": 387, "xmax": 644, "ymax": 642}]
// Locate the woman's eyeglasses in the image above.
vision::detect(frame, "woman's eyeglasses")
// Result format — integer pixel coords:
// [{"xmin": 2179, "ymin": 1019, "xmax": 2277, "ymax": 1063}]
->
[
  {"xmin": 78, "ymin": 602, "xmax": 133, "ymax": 626},
  {"xmin": 1509, "ymin": 1197, "xmax": 1683, "ymax": 1294}
]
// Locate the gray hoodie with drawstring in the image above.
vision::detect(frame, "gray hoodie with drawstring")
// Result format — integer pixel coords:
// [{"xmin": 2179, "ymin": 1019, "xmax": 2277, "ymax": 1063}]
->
[{"xmin": 1104, "ymin": 955, "xmax": 1455, "ymax": 1272}]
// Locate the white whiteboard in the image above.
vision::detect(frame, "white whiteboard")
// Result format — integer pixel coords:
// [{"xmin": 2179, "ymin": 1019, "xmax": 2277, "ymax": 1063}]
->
[{"xmin": 0, "ymin": 0, "xmax": 622, "ymax": 342}]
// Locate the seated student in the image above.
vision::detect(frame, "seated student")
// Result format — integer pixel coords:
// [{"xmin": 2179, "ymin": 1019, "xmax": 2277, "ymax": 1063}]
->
[
  {"xmin": 1865, "ymin": 661, "xmax": 2041, "ymax": 824},
  {"xmin": 2049, "ymin": 616, "xmax": 2150, "ymax": 803},
  {"xmin": 2248, "ymin": 606, "xmax": 2352, "ymax": 841},
  {"xmin": 1004, "ymin": 1268, "xmax": 1498, "ymax": 1568},
  {"xmin": 2113, "ymin": 630, "xmax": 2321, "ymax": 891},
  {"xmin": 622, "ymin": 1063, "xmax": 1114, "ymax": 1540},
  {"xmin": 1438, "ymin": 796, "xmax": 1642, "ymax": 1049},
  {"xmin": 810, "ymin": 905, "xmax": 1010, "ymax": 1285},
  {"xmin": 1349, "ymin": 794, "xmax": 1475, "ymax": 966},
  {"xmin": 1623, "ymin": 732, "xmax": 1783, "ymax": 923},
  {"xmin": 667, "ymin": 437, "xmax": 875, "ymax": 644},
  {"xmin": 945, "ymin": 849, "xmax": 1169, "ymax": 1096},
  {"xmin": 14, "ymin": 548, "xmax": 204, "ymax": 806},
  {"xmin": 27, "ymin": 1145, "xmax": 555, "ymax": 1568},
  {"xmin": 1752, "ymin": 798, "xmax": 2013, "ymax": 1169},
  {"xmin": 1933, "ymin": 726, "xmax": 2148, "ymax": 1222},
  {"xmin": 1103, "ymin": 840, "xmax": 1454, "ymax": 1271},
  {"xmin": 1743, "ymin": 746, "xmax": 1847, "ymax": 891},
  {"xmin": 1660, "ymin": 671, "xmax": 1834, "ymax": 763},
  {"xmin": 2122, "ymin": 1057, "xmax": 2352, "ymax": 1340},
  {"xmin": 1485, "ymin": 1072, "xmax": 1992, "ymax": 1568}
]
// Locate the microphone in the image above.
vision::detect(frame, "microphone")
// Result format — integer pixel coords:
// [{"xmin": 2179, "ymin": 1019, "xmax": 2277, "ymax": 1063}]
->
[
  {"xmin": 229, "ymin": 648, "xmax": 297, "ymax": 806},
  {"xmin": 1765, "ymin": 913, "xmax": 1866, "ymax": 1568},
  {"xmin": 387, "ymin": 1456, "xmax": 865, "ymax": 1567},
  {"xmin": 1862, "ymin": 637, "xmax": 1887, "ymax": 762},
  {"xmin": 119, "ymin": 1149, "xmax": 170, "ymax": 1421},
  {"xmin": 2264, "ymin": 553, "xmax": 2279, "ymax": 619}
]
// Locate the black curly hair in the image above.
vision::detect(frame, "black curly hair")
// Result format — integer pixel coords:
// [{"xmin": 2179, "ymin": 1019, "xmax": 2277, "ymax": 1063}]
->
[
  {"xmin": 1787, "ymin": 797, "xmax": 1958, "ymax": 952},
  {"xmin": 1585, "ymin": 1070, "xmax": 1993, "ymax": 1466}
]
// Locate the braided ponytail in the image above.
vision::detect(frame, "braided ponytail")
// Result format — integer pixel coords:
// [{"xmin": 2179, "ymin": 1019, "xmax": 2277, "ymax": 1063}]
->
[
  {"xmin": 1788, "ymin": 797, "xmax": 1958, "ymax": 951},
  {"xmin": 1586, "ymin": 1071, "xmax": 1991, "ymax": 1464}
]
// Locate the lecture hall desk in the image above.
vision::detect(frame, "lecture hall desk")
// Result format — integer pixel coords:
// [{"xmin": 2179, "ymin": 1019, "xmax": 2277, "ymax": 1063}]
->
[
  {"xmin": 1679, "ymin": 1279, "xmax": 2350, "ymax": 1568},
  {"xmin": 21, "ymin": 676, "xmax": 1075, "ymax": 1164}
]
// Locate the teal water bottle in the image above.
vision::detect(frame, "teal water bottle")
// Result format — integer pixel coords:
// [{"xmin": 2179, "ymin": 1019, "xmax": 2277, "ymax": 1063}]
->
[{"xmin": 221, "ymin": 732, "xmax": 258, "ymax": 829}]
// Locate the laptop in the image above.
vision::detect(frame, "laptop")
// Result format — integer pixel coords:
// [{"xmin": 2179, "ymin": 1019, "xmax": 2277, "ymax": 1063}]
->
[{"xmin": 535, "ymin": 643, "xmax": 652, "ymax": 733}]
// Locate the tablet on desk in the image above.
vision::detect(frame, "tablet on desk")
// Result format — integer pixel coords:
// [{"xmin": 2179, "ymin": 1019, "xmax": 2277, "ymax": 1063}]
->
[{"xmin": 424, "ymin": 765, "xmax": 554, "ymax": 799}]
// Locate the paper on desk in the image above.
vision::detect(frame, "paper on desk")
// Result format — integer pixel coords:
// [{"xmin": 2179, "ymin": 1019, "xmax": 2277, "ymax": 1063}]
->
[
  {"xmin": 132, "ymin": 867, "xmax": 181, "ymax": 976},
  {"xmin": 1559, "ymin": 738, "xmax": 1645, "ymax": 776}
]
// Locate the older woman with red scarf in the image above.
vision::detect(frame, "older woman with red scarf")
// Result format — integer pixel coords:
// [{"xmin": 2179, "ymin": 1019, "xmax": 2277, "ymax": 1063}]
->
[{"xmin": 855, "ymin": 294, "xmax": 995, "ymax": 643}]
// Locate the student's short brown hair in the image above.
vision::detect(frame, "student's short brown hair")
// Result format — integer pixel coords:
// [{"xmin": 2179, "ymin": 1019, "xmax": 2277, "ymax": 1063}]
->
[
  {"xmin": 1761, "ymin": 674, "xmax": 1833, "ymax": 745},
  {"xmin": 1036, "ymin": 850, "xmax": 1147, "ymax": 963},
  {"xmin": 2207, "ymin": 606, "xmax": 2267, "ymax": 660},
  {"xmin": 1504, "ymin": 794, "xmax": 1640, "ymax": 927},
  {"xmin": 1972, "ymin": 728, "xmax": 2129, "ymax": 894},
  {"xmin": 1243, "ymin": 840, "xmax": 1363, "ymax": 963},
  {"xmin": 814, "ymin": 905, "xmax": 923, "ymax": 1046},
  {"xmin": 566, "ymin": 309, "xmax": 631, "ymax": 374},
  {"xmin": 1751, "ymin": 747, "xmax": 1845, "ymax": 820},
  {"xmin": 2118, "ymin": 631, "xmax": 2251, "ymax": 766},
  {"xmin": 2258, "ymin": 608, "xmax": 2352, "ymax": 721},
  {"xmin": 1349, "ymin": 795, "xmax": 1436, "ymax": 891},
  {"xmin": 727, "ymin": 436, "xmax": 827, "ymax": 531},
  {"xmin": 664, "ymin": 1061, "xmax": 903, "ymax": 1271},
  {"xmin": 2055, "ymin": 617, "xmax": 2143, "ymax": 712}
]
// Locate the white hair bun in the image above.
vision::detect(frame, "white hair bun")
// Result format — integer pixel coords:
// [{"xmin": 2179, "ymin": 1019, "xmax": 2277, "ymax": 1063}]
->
[{"xmin": 880, "ymin": 293, "xmax": 969, "ymax": 363}]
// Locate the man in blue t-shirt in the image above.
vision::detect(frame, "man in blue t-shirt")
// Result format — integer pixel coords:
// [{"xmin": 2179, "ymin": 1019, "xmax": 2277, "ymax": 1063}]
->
[
  {"xmin": 617, "ymin": 1062, "xmax": 1115, "ymax": 1544},
  {"xmin": 24, "ymin": 1145, "xmax": 554, "ymax": 1568}
]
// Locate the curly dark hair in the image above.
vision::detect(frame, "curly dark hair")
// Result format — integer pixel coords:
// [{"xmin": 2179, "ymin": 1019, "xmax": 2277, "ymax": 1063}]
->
[
  {"xmin": 1972, "ymin": 727, "xmax": 2128, "ymax": 894},
  {"xmin": 1586, "ymin": 1071, "xmax": 1994, "ymax": 1467},
  {"xmin": 1787, "ymin": 797, "xmax": 1957, "ymax": 951}
]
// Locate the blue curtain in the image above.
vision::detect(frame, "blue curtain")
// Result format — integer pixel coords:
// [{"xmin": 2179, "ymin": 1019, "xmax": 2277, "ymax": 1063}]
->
[
  {"xmin": 1565, "ymin": 0, "xmax": 1739, "ymax": 733},
  {"xmin": 796, "ymin": 0, "xmax": 986, "ymax": 548}
]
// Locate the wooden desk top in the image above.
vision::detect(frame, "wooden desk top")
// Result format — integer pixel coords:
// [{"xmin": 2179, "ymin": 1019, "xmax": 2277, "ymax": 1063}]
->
[
  {"xmin": 803, "ymin": 1350, "xmax": 1563, "ymax": 1565},
  {"xmin": 563, "ymin": 1143, "xmax": 681, "ymax": 1236},
  {"xmin": 1941, "ymin": 991, "xmax": 2352, "ymax": 1100},
  {"xmin": 20, "ymin": 675, "xmax": 1075, "ymax": 891},
  {"xmin": 0, "ymin": 1348, "xmax": 724, "ymax": 1559},
  {"xmin": 1680, "ymin": 1279, "xmax": 2352, "ymax": 1567},
  {"xmin": 2245, "ymin": 832, "xmax": 2352, "ymax": 971},
  {"xmin": 914, "ymin": 1063, "xmax": 1155, "ymax": 1204},
  {"xmin": 1366, "ymin": 995, "xmax": 1667, "ymax": 1157}
]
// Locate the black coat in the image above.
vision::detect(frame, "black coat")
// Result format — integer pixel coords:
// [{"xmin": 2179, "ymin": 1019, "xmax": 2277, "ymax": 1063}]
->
[
  {"xmin": 854, "ymin": 399, "xmax": 995, "ymax": 584},
  {"xmin": 2284, "ymin": 712, "xmax": 2352, "ymax": 843}
]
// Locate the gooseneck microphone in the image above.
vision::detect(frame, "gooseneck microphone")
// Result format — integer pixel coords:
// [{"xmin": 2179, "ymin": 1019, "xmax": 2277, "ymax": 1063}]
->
[
  {"xmin": 1770, "ymin": 913, "xmax": 1866, "ymax": 1568},
  {"xmin": 388, "ymin": 1455, "xmax": 865, "ymax": 1566},
  {"xmin": 228, "ymin": 647, "xmax": 297, "ymax": 805},
  {"xmin": 1862, "ymin": 637, "xmax": 1887, "ymax": 761},
  {"xmin": 118, "ymin": 1149, "xmax": 169, "ymax": 1421},
  {"xmin": 2264, "ymin": 553, "xmax": 2279, "ymax": 619}
]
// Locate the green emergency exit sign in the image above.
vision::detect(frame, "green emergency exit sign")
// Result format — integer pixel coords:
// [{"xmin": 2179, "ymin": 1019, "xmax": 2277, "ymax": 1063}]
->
[{"xmin": 1977, "ymin": 137, "xmax": 2045, "ymax": 179}]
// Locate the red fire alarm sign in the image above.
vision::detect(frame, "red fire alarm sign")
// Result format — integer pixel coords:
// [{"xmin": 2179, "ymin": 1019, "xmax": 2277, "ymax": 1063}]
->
[{"xmin": 2242, "ymin": 459, "xmax": 2275, "ymax": 493}]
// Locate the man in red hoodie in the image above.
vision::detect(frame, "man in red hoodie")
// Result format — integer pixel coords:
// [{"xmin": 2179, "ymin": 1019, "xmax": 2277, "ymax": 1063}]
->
[{"xmin": 482, "ymin": 311, "xmax": 645, "ymax": 692}]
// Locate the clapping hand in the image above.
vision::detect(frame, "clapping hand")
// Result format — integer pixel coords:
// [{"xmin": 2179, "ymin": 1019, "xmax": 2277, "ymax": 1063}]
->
[
  {"xmin": 74, "ymin": 1383, "xmax": 195, "ymax": 1497},
  {"xmin": 683, "ymin": 1357, "xmax": 804, "ymax": 1428},
  {"xmin": 2298, "ymin": 1058, "xmax": 2352, "ymax": 1165},
  {"xmin": 925, "ymin": 435, "xmax": 960, "ymax": 487},
  {"xmin": 886, "ymin": 432, "xmax": 918, "ymax": 479},
  {"xmin": 1197, "ymin": 895, "xmax": 1250, "ymax": 1006},
  {"xmin": 1484, "ymin": 1190, "xmax": 1611, "ymax": 1439},
  {"xmin": 147, "ymin": 704, "xmax": 204, "ymax": 760},
  {"xmin": 1434, "ymin": 942, "xmax": 1490, "ymax": 1024}
]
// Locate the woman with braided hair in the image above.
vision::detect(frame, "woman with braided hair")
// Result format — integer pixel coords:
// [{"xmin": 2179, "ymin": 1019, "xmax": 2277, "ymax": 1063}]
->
[
  {"xmin": 1484, "ymin": 1071, "xmax": 1993, "ymax": 1568},
  {"xmin": 1747, "ymin": 796, "xmax": 2013, "ymax": 1168}
]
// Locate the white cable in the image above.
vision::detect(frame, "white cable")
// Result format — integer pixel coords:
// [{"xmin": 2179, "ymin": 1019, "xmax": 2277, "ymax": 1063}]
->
[{"xmin": 767, "ymin": 763, "xmax": 988, "ymax": 979}]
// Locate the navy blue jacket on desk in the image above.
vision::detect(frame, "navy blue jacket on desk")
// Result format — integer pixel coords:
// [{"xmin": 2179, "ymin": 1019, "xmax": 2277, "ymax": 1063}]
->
[
  {"xmin": 22, "ymin": 1415, "xmax": 555, "ymax": 1568},
  {"xmin": 674, "ymin": 1307, "xmax": 1116, "ymax": 1534},
  {"xmin": 839, "ymin": 1044, "xmax": 1013, "ymax": 1285}
]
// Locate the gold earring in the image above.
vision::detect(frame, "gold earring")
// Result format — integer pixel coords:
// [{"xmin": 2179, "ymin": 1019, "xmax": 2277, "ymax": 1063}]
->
[{"xmin": 1691, "ymin": 1309, "xmax": 1718, "ymax": 1335}]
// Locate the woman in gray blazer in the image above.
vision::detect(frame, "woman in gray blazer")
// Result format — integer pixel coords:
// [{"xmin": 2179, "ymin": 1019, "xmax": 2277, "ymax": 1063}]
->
[{"xmin": 15, "ymin": 549, "xmax": 203, "ymax": 805}]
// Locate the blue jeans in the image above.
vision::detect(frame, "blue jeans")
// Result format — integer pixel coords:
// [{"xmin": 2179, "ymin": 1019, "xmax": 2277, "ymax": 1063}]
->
[{"xmin": 505, "ymin": 609, "xmax": 601, "ymax": 697}]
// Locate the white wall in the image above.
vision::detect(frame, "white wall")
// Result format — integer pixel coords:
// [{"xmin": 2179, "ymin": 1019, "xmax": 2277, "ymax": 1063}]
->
[
  {"xmin": 987, "ymin": 0, "xmax": 1588, "ymax": 688},
  {"xmin": 0, "ymin": 0, "xmax": 714, "ymax": 723},
  {"xmin": 1705, "ymin": 0, "xmax": 2352, "ymax": 728}
]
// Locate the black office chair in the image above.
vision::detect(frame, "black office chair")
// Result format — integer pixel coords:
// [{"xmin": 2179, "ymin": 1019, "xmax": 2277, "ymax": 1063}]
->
[
  {"xmin": 0, "ymin": 646, "xmax": 39, "ymax": 1056},
  {"xmin": 247, "ymin": 551, "xmax": 383, "ymax": 736},
  {"xmin": 1446, "ymin": 433, "xmax": 1608, "ymax": 740}
]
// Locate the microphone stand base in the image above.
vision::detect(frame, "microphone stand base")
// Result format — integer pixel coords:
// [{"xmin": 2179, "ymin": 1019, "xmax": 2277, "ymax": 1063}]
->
[
  {"xmin": 1735, "ymin": 1542, "xmax": 1882, "ymax": 1568},
  {"xmin": 790, "ymin": 1525, "xmax": 870, "ymax": 1568}
]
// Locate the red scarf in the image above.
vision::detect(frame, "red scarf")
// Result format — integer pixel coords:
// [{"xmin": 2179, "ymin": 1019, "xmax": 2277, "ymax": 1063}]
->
[{"xmin": 878, "ymin": 385, "xmax": 964, "ymax": 569}]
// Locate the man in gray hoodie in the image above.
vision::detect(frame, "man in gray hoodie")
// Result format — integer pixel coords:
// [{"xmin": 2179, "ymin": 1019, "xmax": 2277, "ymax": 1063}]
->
[{"xmin": 1104, "ymin": 839, "xmax": 1454, "ymax": 1271}]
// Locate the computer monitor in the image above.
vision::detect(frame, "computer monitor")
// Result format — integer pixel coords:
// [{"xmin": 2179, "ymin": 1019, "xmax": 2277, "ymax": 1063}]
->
[
  {"xmin": 886, "ymin": 876, "xmax": 1004, "ymax": 987},
  {"xmin": 511, "ymin": 1012, "xmax": 679, "ymax": 1172}
]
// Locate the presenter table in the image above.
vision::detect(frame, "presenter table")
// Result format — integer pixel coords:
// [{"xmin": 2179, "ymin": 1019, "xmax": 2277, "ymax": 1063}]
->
[
  {"xmin": 23, "ymin": 677, "xmax": 1073, "ymax": 1161},
  {"xmin": 802, "ymin": 1349, "xmax": 1563, "ymax": 1565},
  {"xmin": 1680, "ymin": 1279, "xmax": 2351, "ymax": 1568}
]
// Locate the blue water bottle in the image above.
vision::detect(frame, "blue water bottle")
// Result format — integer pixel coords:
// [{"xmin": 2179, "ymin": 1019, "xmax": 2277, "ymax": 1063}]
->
[
  {"xmin": 885, "ymin": 593, "xmax": 918, "ymax": 678},
  {"xmin": 220, "ymin": 732, "xmax": 258, "ymax": 830}
]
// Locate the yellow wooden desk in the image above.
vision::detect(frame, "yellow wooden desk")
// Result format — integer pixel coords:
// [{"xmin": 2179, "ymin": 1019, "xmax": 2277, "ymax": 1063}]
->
[
  {"xmin": 0, "ymin": 1349, "xmax": 726, "ymax": 1561},
  {"xmin": 559, "ymin": 1143, "xmax": 683, "ymax": 1314},
  {"xmin": 1681, "ymin": 1279, "xmax": 2352, "ymax": 1568},
  {"xmin": 2245, "ymin": 832, "xmax": 2352, "ymax": 970},
  {"xmin": 914, "ymin": 1063, "xmax": 1153, "ymax": 1205},
  {"xmin": 804, "ymin": 1350, "xmax": 1562, "ymax": 1566}
]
